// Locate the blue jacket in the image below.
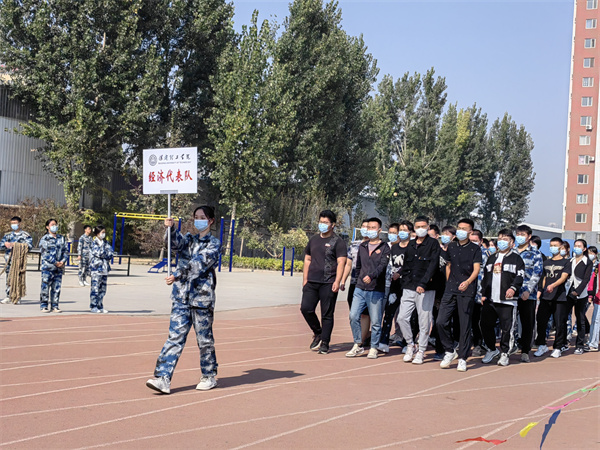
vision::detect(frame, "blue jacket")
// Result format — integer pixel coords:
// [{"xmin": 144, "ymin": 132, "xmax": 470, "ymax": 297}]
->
[
  {"xmin": 78, "ymin": 234, "xmax": 94, "ymax": 258},
  {"xmin": 90, "ymin": 238, "xmax": 114, "ymax": 275},
  {"xmin": 39, "ymin": 234, "xmax": 69, "ymax": 271},
  {"xmin": 517, "ymin": 245, "xmax": 544, "ymax": 298},
  {"xmin": 1, "ymin": 230, "xmax": 33, "ymax": 262}
]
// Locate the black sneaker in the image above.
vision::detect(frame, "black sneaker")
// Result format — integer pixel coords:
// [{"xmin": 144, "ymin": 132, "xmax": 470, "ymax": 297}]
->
[
  {"xmin": 582, "ymin": 344, "xmax": 591, "ymax": 352},
  {"xmin": 561, "ymin": 345, "xmax": 569, "ymax": 352},
  {"xmin": 472, "ymin": 345, "xmax": 484, "ymax": 357},
  {"xmin": 317, "ymin": 342, "xmax": 329, "ymax": 354},
  {"xmin": 574, "ymin": 348, "xmax": 584, "ymax": 355},
  {"xmin": 310, "ymin": 335, "xmax": 322, "ymax": 351}
]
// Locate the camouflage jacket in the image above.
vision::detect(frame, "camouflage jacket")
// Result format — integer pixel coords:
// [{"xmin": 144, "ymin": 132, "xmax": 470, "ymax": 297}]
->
[
  {"xmin": 78, "ymin": 234, "xmax": 94, "ymax": 258},
  {"xmin": 90, "ymin": 238, "xmax": 114, "ymax": 275},
  {"xmin": 1, "ymin": 230, "xmax": 33, "ymax": 261},
  {"xmin": 39, "ymin": 234, "xmax": 69, "ymax": 271},
  {"xmin": 517, "ymin": 245, "xmax": 544, "ymax": 298}
]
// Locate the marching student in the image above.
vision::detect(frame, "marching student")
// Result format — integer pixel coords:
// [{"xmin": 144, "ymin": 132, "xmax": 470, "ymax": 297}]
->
[
  {"xmin": 378, "ymin": 223, "xmax": 402, "ymax": 353},
  {"xmin": 1, "ymin": 216, "xmax": 33, "ymax": 304},
  {"xmin": 469, "ymin": 229, "xmax": 488, "ymax": 357},
  {"xmin": 346, "ymin": 217, "xmax": 390, "ymax": 359},
  {"xmin": 147, "ymin": 206, "xmax": 221, "ymax": 394},
  {"xmin": 480, "ymin": 229, "xmax": 525, "ymax": 367},
  {"xmin": 39, "ymin": 219, "xmax": 69, "ymax": 313},
  {"xmin": 566, "ymin": 239, "xmax": 594, "ymax": 355},
  {"xmin": 89, "ymin": 226, "xmax": 114, "ymax": 314},
  {"xmin": 77, "ymin": 225, "xmax": 94, "ymax": 287},
  {"xmin": 301, "ymin": 210, "xmax": 347, "ymax": 355}
]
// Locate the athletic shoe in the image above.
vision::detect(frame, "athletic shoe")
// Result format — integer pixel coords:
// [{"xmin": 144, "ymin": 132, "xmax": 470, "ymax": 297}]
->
[
  {"xmin": 588, "ymin": 346, "xmax": 599, "ymax": 352},
  {"xmin": 41, "ymin": 307, "xmax": 51, "ymax": 313},
  {"xmin": 497, "ymin": 353, "xmax": 510, "ymax": 366},
  {"xmin": 52, "ymin": 307, "xmax": 62, "ymax": 313},
  {"xmin": 440, "ymin": 350, "xmax": 458, "ymax": 369},
  {"xmin": 551, "ymin": 348, "xmax": 562, "ymax": 358},
  {"xmin": 146, "ymin": 376, "xmax": 170, "ymax": 394},
  {"xmin": 377, "ymin": 343, "xmax": 390, "ymax": 353},
  {"xmin": 534, "ymin": 345, "xmax": 548, "ymax": 357},
  {"xmin": 196, "ymin": 376, "xmax": 217, "ymax": 391},
  {"xmin": 100, "ymin": 309, "xmax": 108, "ymax": 314},
  {"xmin": 0, "ymin": 298, "xmax": 11, "ymax": 304},
  {"xmin": 412, "ymin": 351, "xmax": 424, "ymax": 365},
  {"xmin": 403, "ymin": 345, "xmax": 415, "ymax": 362},
  {"xmin": 482, "ymin": 349, "xmax": 500, "ymax": 364},
  {"xmin": 561, "ymin": 345, "xmax": 569, "ymax": 352},
  {"xmin": 317, "ymin": 342, "xmax": 329, "ymax": 354},
  {"xmin": 508, "ymin": 344, "xmax": 519, "ymax": 356},
  {"xmin": 471, "ymin": 345, "xmax": 484, "ymax": 357},
  {"xmin": 433, "ymin": 353, "xmax": 444, "ymax": 361},
  {"xmin": 90, "ymin": 307, "xmax": 99, "ymax": 313},
  {"xmin": 310, "ymin": 335, "xmax": 322, "ymax": 351},
  {"xmin": 520, "ymin": 353, "xmax": 530, "ymax": 363},
  {"xmin": 84, "ymin": 281, "xmax": 90, "ymax": 286},
  {"xmin": 574, "ymin": 348, "xmax": 584, "ymax": 355},
  {"xmin": 367, "ymin": 348, "xmax": 378, "ymax": 359},
  {"xmin": 582, "ymin": 344, "xmax": 591, "ymax": 352},
  {"xmin": 78, "ymin": 280, "xmax": 85, "ymax": 287},
  {"xmin": 457, "ymin": 359, "xmax": 467, "ymax": 372},
  {"xmin": 345, "ymin": 344, "xmax": 364, "ymax": 357}
]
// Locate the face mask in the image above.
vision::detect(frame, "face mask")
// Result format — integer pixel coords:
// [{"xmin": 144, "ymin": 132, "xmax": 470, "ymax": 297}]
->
[
  {"xmin": 549, "ymin": 246, "xmax": 560, "ymax": 256},
  {"xmin": 590, "ymin": 254, "xmax": 597, "ymax": 261},
  {"xmin": 440, "ymin": 235, "xmax": 451, "ymax": 245},
  {"xmin": 488, "ymin": 246, "xmax": 496, "ymax": 255},
  {"xmin": 515, "ymin": 235, "xmax": 527, "ymax": 246},
  {"xmin": 560, "ymin": 249, "xmax": 567, "ymax": 257},
  {"xmin": 388, "ymin": 233, "xmax": 398, "ymax": 243},
  {"xmin": 415, "ymin": 228, "xmax": 428, "ymax": 238},
  {"xmin": 195, "ymin": 219, "xmax": 209, "ymax": 231},
  {"xmin": 50, "ymin": 225, "xmax": 58, "ymax": 233},
  {"xmin": 98, "ymin": 233, "xmax": 106, "ymax": 240},
  {"xmin": 573, "ymin": 248, "xmax": 583, "ymax": 256},
  {"xmin": 318, "ymin": 223, "xmax": 330, "ymax": 233},
  {"xmin": 360, "ymin": 227, "xmax": 368, "ymax": 238},
  {"xmin": 497, "ymin": 240, "xmax": 509, "ymax": 251},
  {"xmin": 456, "ymin": 230, "xmax": 468, "ymax": 241},
  {"xmin": 398, "ymin": 231, "xmax": 410, "ymax": 241},
  {"xmin": 10, "ymin": 224, "xmax": 19, "ymax": 231},
  {"xmin": 366, "ymin": 229, "xmax": 379, "ymax": 240},
  {"xmin": 531, "ymin": 244, "xmax": 538, "ymax": 250}
]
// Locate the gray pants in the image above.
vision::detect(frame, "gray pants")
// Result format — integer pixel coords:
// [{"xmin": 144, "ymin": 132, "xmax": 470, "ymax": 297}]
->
[{"xmin": 398, "ymin": 289, "xmax": 435, "ymax": 352}]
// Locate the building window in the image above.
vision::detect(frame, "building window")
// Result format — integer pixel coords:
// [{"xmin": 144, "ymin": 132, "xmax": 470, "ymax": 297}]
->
[
  {"xmin": 585, "ymin": 38, "xmax": 596, "ymax": 48},
  {"xmin": 581, "ymin": 116, "xmax": 592, "ymax": 127},
  {"xmin": 584, "ymin": 57, "xmax": 595, "ymax": 68},
  {"xmin": 582, "ymin": 97, "xmax": 594, "ymax": 107},
  {"xmin": 579, "ymin": 155, "xmax": 591, "ymax": 165},
  {"xmin": 578, "ymin": 174, "xmax": 589, "ymax": 184},
  {"xmin": 588, "ymin": 0, "xmax": 598, "ymax": 9},
  {"xmin": 575, "ymin": 232, "xmax": 587, "ymax": 240},
  {"xmin": 577, "ymin": 194, "xmax": 589, "ymax": 204},
  {"xmin": 576, "ymin": 213, "xmax": 588, "ymax": 223},
  {"xmin": 580, "ymin": 135, "xmax": 591, "ymax": 145},
  {"xmin": 588, "ymin": 18, "xmax": 598, "ymax": 28},
  {"xmin": 583, "ymin": 77, "xmax": 594, "ymax": 87}
]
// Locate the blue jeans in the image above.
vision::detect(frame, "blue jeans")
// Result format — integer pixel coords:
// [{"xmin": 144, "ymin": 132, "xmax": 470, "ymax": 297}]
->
[
  {"xmin": 589, "ymin": 303, "xmax": 600, "ymax": 348},
  {"xmin": 350, "ymin": 288, "xmax": 384, "ymax": 348}
]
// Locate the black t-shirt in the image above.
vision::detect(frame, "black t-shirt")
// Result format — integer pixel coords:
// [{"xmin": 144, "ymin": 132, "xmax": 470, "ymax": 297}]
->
[
  {"xmin": 305, "ymin": 233, "xmax": 347, "ymax": 283},
  {"xmin": 541, "ymin": 258, "xmax": 571, "ymax": 301},
  {"xmin": 443, "ymin": 240, "xmax": 483, "ymax": 297}
]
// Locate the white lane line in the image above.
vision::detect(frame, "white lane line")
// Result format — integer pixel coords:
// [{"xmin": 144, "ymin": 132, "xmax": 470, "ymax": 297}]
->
[{"xmin": 0, "ymin": 332, "xmax": 167, "ymax": 350}]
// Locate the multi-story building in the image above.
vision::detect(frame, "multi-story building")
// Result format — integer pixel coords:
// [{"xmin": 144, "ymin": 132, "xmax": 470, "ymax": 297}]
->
[{"xmin": 563, "ymin": 0, "xmax": 600, "ymax": 242}]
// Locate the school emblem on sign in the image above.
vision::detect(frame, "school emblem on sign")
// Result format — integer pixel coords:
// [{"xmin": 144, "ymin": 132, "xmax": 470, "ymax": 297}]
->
[{"xmin": 149, "ymin": 154, "xmax": 157, "ymax": 166}]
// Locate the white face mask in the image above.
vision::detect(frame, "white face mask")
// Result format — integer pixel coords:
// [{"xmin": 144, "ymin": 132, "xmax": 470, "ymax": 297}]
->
[
  {"xmin": 98, "ymin": 233, "xmax": 106, "ymax": 240},
  {"xmin": 415, "ymin": 228, "xmax": 428, "ymax": 238}
]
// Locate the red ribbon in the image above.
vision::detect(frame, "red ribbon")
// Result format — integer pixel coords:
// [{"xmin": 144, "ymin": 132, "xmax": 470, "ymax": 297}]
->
[{"xmin": 455, "ymin": 437, "xmax": 507, "ymax": 445}]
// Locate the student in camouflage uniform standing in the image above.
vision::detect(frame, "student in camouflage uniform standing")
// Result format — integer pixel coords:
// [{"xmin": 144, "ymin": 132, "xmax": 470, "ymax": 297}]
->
[
  {"xmin": 39, "ymin": 219, "xmax": 68, "ymax": 313},
  {"xmin": 1, "ymin": 216, "xmax": 33, "ymax": 304},
  {"xmin": 89, "ymin": 225, "xmax": 113, "ymax": 313},
  {"xmin": 147, "ymin": 205, "xmax": 221, "ymax": 395},
  {"xmin": 77, "ymin": 225, "xmax": 93, "ymax": 286}
]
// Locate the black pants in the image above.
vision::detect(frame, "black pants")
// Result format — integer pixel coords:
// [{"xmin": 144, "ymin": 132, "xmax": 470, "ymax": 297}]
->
[
  {"xmin": 518, "ymin": 300, "xmax": 536, "ymax": 354},
  {"xmin": 565, "ymin": 295, "xmax": 588, "ymax": 349},
  {"xmin": 481, "ymin": 301, "xmax": 516, "ymax": 354},
  {"xmin": 431, "ymin": 296, "xmax": 458, "ymax": 353},
  {"xmin": 472, "ymin": 302, "xmax": 484, "ymax": 347},
  {"xmin": 553, "ymin": 300, "xmax": 572, "ymax": 350},
  {"xmin": 380, "ymin": 289, "xmax": 402, "ymax": 345},
  {"xmin": 437, "ymin": 293, "xmax": 475, "ymax": 360},
  {"xmin": 301, "ymin": 282, "xmax": 338, "ymax": 344},
  {"xmin": 535, "ymin": 300, "xmax": 557, "ymax": 347}
]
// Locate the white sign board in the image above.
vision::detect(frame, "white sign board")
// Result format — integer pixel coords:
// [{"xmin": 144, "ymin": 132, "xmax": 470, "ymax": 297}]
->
[{"xmin": 143, "ymin": 147, "xmax": 198, "ymax": 194}]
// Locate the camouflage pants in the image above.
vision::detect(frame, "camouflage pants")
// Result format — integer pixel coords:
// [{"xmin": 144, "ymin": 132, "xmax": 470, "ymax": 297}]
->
[
  {"xmin": 154, "ymin": 301, "xmax": 217, "ymax": 380},
  {"xmin": 40, "ymin": 269, "xmax": 63, "ymax": 309},
  {"xmin": 78, "ymin": 256, "xmax": 91, "ymax": 282},
  {"xmin": 4, "ymin": 263, "xmax": 10, "ymax": 296},
  {"xmin": 90, "ymin": 273, "xmax": 108, "ymax": 310}
]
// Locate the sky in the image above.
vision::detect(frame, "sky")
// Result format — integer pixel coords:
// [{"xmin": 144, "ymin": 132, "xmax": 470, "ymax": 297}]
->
[{"xmin": 232, "ymin": 0, "xmax": 574, "ymax": 227}]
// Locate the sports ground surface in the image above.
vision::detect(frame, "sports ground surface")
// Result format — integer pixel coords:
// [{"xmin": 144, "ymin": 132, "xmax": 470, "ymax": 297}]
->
[{"xmin": 0, "ymin": 265, "xmax": 599, "ymax": 449}]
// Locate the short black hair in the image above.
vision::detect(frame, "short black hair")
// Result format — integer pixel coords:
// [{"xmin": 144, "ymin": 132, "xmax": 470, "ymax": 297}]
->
[
  {"xmin": 319, "ymin": 210, "xmax": 337, "ymax": 224},
  {"xmin": 516, "ymin": 224, "xmax": 533, "ymax": 236},
  {"xmin": 414, "ymin": 215, "xmax": 429, "ymax": 225},
  {"xmin": 194, "ymin": 205, "xmax": 216, "ymax": 220},
  {"xmin": 361, "ymin": 218, "xmax": 369, "ymax": 225},
  {"xmin": 10, "ymin": 216, "xmax": 21, "ymax": 222},
  {"xmin": 471, "ymin": 229, "xmax": 483, "ymax": 240},
  {"xmin": 588, "ymin": 246, "xmax": 597, "ymax": 254},
  {"xmin": 399, "ymin": 220, "xmax": 414, "ymax": 233},
  {"xmin": 457, "ymin": 218, "xmax": 475, "ymax": 230},
  {"xmin": 498, "ymin": 228, "xmax": 515, "ymax": 241},
  {"xmin": 367, "ymin": 217, "xmax": 382, "ymax": 227},
  {"xmin": 442, "ymin": 225, "xmax": 456, "ymax": 236},
  {"xmin": 562, "ymin": 241, "xmax": 571, "ymax": 251},
  {"xmin": 482, "ymin": 238, "xmax": 490, "ymax": 247},
  {"xmin": 388, "ymin": 222, "xmax": 400, "ymax": 232},
  {"xmin": 45, "ymin": 218, "xmax": 57, "ymax": 227},
  {"xmin": 530, "ymin": 235, "xmax": 542, "ymax": 248},
  {"xmin": 550, "ymin": 237, "xmax": 563, "ymax": 245},
  {"xmin": 83, "ymin": 225, "xmax": 92, "ymax": 231},
  {"xmin": 94, "ymin": 225, "xmax": 106, "ymax": 236},
  {"xmin": 429, "ymin": 224, "xmax": 440, "ymax": 235}
]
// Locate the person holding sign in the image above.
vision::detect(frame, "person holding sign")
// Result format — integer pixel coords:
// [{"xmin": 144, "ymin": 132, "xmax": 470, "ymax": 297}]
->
[{"xmin": 147, "ymin": 206, "xmax": 221, "ymax": 394}]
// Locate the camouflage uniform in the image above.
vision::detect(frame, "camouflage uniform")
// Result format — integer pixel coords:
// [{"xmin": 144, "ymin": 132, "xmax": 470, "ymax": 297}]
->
[
  {"xmin": 39, "ymin": 234, "xmax": 69, "ymax": 310},
  {"xmin": 1, "ymin": 230, "xmax": 33, "ymax": 297},
  {"xmin": 78, "ymin": 234, "xmax": 94, "ymax": 284},
  {"xmin": 153, "ymin": 229, "xmax": 221, "ymax": 381},
  {"xmin": 89, "ymin": 238, "xmax": 114, "ymax": 310}
]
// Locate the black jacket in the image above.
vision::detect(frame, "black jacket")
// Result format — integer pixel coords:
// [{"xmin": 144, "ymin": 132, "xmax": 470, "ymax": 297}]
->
[
  {"xmin": 481, "ymin": 250, "xmax": 525, "ymax": 303},
  {"xmin": 568, "ymin": 256, "xmax": 594, "ymax": 299},
  {"xmin": 401, "ymin": 235, "xmax": 441, "ymax": 291},
  {"xmin": 356, "ymin": 240, "xmax": 391, "ymax": 292}
]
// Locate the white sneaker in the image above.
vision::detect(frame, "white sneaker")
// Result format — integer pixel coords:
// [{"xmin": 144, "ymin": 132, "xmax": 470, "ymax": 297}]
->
[
  {"xmin": 377, "ymin": 343, "xmax": 390, "ymax": 353},
  {"xmin": 403, "ymin": 345, "xmax": 415, "ymax": 362},
  {"xmin": 100, "ymin": 309, "xmax": 108, "ymax": 314},
  {"xmin": 497, "ymin": 353, "xmax": 510, "ymax": 366},
  {"xmin": 482, "ymin": 349, "xmax": 500, "ymax": 364},
  {"xmin": 412, "ymin": 351, "xmax": 424, "ymax": 365},
  {"xmin": 440, "ymin": 350, "xmax": 458, "ymax": 369},
  {"xmin": 551, "ymin": 349, "xmax": 562, "ymax": 358},
  {"xmin": 146, "ymin": 376, "xmax": 171, "ymax": 394},
  {"xmin": 457, "ymin": 359, "xmax": 467, "ymax": 372},
  {"xmin": 0, "ymin": 297, "xmax": 11, "ymax": 304},
  {"xmin": 534, "ymin": 345, "xmax": 548, "ymax": 357},
  {"xmin": 41, "ymin": 307, "xmax": 51, "ymax": 313},
  {"xmin": 345, "ymin": 343, "xmax": 365, "ymax": 357},
  {"xmin": 196, "ymin": 376, "xmax": 217, "ymax": 391},
  {"xmin": 52, "ymin": 307, "xmax": 62, "ymax": 313},
  {"xmin": 367, "ymin": 348, "xmax": 378, "ymax": 359},
  {"xmin": 78, "ymin": 280, "xmax": 85, "ymax": 287},
  {"xmin": 84, "ymin": 281, "xmax": 90, "ymax": 286}
]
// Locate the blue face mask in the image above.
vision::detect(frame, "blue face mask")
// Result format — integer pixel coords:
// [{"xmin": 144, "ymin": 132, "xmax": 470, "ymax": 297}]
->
[
  {"xmin": 488, "ymin": 246, "xmax": 496, "ymax": 255},
  {"xmin": 549, "ymin": 246, "xmax": 560, "ymax": 256},
  {"xmin": 497, "ymin": 240, "xmax": 509, "ymax": 251},
  {"xmin": 560, "ymin": 249, "xmax": 567, "ymax": 257},
  {"xmin": 195, "ymin": 219, "xmax": 209, "ymax": 231},
  {"xmin": 388, "ymin": 233, "xmax": 398, "ymax": 243},
  {"xmin": 318, "ymin": 223, "xmax": 330, "ymax": 233},
  {"xmin": 515, "ymin": 235, "xmax": 527, "ymax": 246},
  {"xmin": 441, "ymin": 235, "xmax": 451, "ymax": 245},
  {"xmin": 365, "ymin": 229, "xmax": 379, "ymax": 240},
  {"xmin": 50, "ymin": 225, "xmax": 58, "ymax": 233},
  {"xmin": 456, "ymin": 230, "xmax": 468, "ymax": 241},
  {"xmin": 11, "ymin": 224, "xmax": 19, "ymax": 231},
  {"xmin": 398, "ymin": 231, "xmax": 410, "ymax": 241},
  {"xmin": 573, "ymin": 248, "xmax": 583, "ymax": 256},
  {"xmin": 360, "ymin": 227, "xmax": 368, "ymax": 238}
]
